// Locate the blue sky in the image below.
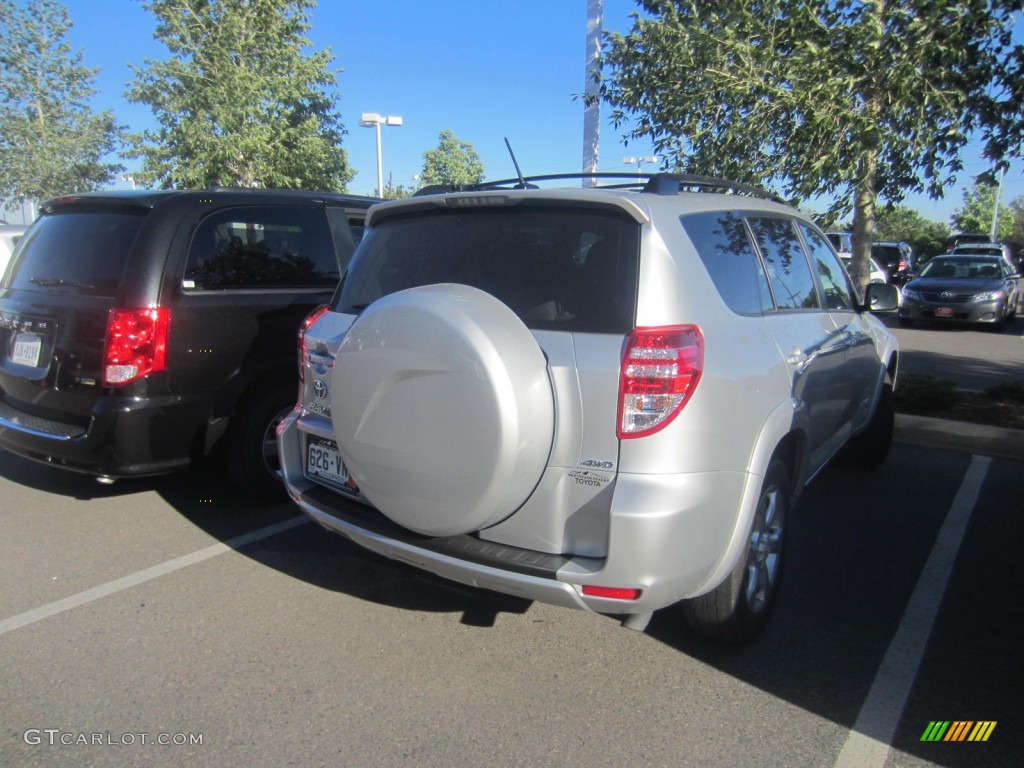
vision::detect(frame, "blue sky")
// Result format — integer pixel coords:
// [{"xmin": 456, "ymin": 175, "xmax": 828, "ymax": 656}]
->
[{"xmin": 50, "ymin": 0, "xmax": 1024, "ymax": 225}]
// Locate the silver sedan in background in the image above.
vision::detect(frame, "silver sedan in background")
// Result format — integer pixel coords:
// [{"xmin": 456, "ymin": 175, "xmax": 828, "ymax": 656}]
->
[{"xmin": 899, "ymin": 255, "xmax": 1019, "ymax": 331}]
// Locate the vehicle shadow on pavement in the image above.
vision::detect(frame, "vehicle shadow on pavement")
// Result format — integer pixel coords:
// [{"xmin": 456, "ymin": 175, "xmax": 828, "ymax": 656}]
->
[
  {"xmin": 153, "ymin": 462, "xmax": 535, "ymax": 628},
  {"xmin": 0, "ymin": 450, "xmax": 160, "ymax": 501},
  {"xmin": 0, "ymin": 449, "xmax": 533, "ymax": 627}
]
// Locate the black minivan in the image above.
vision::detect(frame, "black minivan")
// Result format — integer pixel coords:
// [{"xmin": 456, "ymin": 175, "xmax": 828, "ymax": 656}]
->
[{"xmin": 0, "ymin": 187, "xmax": 378, "ymax": 497}]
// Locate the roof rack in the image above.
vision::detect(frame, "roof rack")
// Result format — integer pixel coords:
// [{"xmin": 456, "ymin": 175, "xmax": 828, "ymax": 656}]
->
[{"xmin": 413, "ymin": 172, "xmax": 782, "ymax": 202}]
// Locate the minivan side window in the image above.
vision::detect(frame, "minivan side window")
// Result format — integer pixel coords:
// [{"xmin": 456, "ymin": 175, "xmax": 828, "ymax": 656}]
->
[
  {"xmin": 747, "ymin": 217, "xmax": 820, "ymax": 310},
  {"xmin": 800, "ymin": 224, "xmax": 856, "ymax": 310},
  {"xmin": 184, "ymin": 207, "xmax": 337, "ymax": 290},
  {"xmin": 681, "ymin": 211, "xmax": 773, "ymax": 314}
]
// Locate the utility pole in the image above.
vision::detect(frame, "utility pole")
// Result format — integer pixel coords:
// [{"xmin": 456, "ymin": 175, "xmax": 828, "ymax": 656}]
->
[
  {"xmin": 990, "ymin": 166, "xmax": 1005, "ymax": 240},
  {"xmin": 582, "ymin": 0, "xmax": 603, "ymax": 187}
]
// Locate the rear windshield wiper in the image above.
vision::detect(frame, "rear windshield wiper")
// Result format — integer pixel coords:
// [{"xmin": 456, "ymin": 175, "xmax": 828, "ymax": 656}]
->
[{"xmin": 29, "ymin": 277, "xmax": 96, "ymax": 291}]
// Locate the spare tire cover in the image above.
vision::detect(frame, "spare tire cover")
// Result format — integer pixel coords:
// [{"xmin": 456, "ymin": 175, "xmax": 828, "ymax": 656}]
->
[{"xmin": 331, "ymin": 284, "xmax": 555, "ymax": 536}]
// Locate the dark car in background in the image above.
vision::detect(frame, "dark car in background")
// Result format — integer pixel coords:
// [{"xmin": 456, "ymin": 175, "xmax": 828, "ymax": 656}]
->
[
  {"xmin": 945, "ymin": 232, "xmax": 994, "ymax": 251},
  {"xmin": 872, "ymin": 241, "xmax": 917, "ymax": 285},
  {"xmin": 0, "ymin": 188, "xmax": 378, "ymax": 497},
  {"xmin": 899, "ymin": 254, "xmax": 1019, "ymax": 331},
  {"xmin": 826, "ymin": 231, "xmax": 852, "ymax": 256}
]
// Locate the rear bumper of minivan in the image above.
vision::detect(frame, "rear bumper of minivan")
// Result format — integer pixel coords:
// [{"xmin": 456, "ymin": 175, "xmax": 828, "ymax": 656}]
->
[
  {"xmin": 279, "ymin": 411, "xmax": 752, "ymax": 616},
  {"xmin": 0, "ymin": 394, "xmax": 205, "ymax": 477}
]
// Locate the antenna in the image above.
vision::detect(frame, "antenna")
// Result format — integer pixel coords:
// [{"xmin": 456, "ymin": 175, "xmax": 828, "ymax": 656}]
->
[{"xmin": 504, "ymin": 138, "xmax": 529, "ymax": 189}]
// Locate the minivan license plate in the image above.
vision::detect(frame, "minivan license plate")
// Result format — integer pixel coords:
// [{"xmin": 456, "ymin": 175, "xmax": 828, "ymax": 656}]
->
[
  {"xmin": 11, "ymin": 333, "xmax": 42, "ymax": 367},
  {"xmin": 306, "ymin": 438, "xmax": 350, "ymax": 488}
]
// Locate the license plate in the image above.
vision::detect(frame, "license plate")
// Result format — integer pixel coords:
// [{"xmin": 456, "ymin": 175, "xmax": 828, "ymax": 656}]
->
[
  {"xmin": 306, "ymin": 437, "xmax": 354, "ymax": 490},
  {"xmin": 934, "ymin": 307, "xmax": 954, "ymax": 318},
  {"xmin": 11, "ymin": 333, "xmax": 42, "ymax": 367}
]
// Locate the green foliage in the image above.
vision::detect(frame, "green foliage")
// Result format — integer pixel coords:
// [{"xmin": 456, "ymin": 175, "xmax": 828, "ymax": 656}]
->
[
  {"xmin": 600, "ymin": 0, "xmax": 1024, "ymax": 289},
  {"xmin": 420, "ymin": 130, "xmax": 484, "ymax": 187},
  {"xmin": 1009, "ymin": 196, "xmax": 1024, "ymax": 253},
  {"xmin": 873, "ymin": 204, "xmax": 950, "ymax": 260},
  {"xmin": 0, "ymin": 0, "xmax": 124, "ymax": 206},
  {"xmin": 127, "ymin": 0, "xmax": 353, "ymax": 190},
  {"xmin": 381, "ymin": 179, "xmax": 415, "ymax": 200},
  {"xmin": 986, "ymin": 380, "xmax": 1024, "ymax": 402},
  {"xmin": 893, "ymin": 373, "xmax": 962, "ymax": 412},
  {"xmin": 951, "ymin": 180, "xmax": 1015, "ymax": 240}
]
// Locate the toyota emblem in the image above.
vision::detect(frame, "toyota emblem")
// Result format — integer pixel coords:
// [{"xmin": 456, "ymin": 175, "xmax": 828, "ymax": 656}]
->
[{"xmin": 313, "ymin": 379, "xmax": 328, "ymax": 399}]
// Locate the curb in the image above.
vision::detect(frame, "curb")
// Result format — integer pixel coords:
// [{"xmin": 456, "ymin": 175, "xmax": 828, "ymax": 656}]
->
[{"xmin": 895, "ymin": 413, "xmax": 1024, "ymax": 461}]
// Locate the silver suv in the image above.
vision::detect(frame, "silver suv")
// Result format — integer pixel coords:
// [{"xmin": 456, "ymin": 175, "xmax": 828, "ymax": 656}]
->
[{"xmin": 279, "ymin": 174, "xmax": 900, "ymax": 642}]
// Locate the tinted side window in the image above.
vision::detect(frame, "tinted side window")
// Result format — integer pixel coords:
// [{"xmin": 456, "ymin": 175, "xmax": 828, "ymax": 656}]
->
[
  {"xmin": 184, "ymin": 206, "xmax": 337, "ymax": 290},
  {"xmin": 800, "ymin": 224, "xmax": 855, "ymax": 310},
  {"xmin": 748, "ymin": 217, "xmax": 820, "ymax": 310},
  {"xmin": 681, "ymin": 211, "xmax": 772, "ymax": 314},
  {"xmin": 340, "ymin": 206, "xmax": 640, "ymax": 334}
]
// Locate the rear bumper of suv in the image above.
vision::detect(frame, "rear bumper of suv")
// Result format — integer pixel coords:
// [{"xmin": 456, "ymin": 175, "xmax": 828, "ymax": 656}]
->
[
  {"xmin": 279, "ymin": 410, "xmax": 751, "ymax": 616},
  {"xmin": 0, "ymin": 393, "xmax": 206, "ymax": 477}
]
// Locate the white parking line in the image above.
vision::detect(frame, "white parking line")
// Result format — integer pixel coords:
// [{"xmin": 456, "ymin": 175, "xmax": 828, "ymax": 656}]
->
[
  {"xmin": 833, "ymin": 455, "xmax": 992, "ymax": 768},
  {"xmin": 0, "ymin": 515, "xmax": 309, "ymax": 636}
]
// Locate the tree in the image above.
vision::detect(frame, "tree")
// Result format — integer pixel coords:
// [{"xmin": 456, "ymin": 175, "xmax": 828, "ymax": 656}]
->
[
  {"xmin": 420, "ymin": 130, "xmax": 484, "ymax": 187},
  {"xmin": 381, "ymin": 177, "xmax": 415, "ymax": 200},
  {"xmin": 951, "ymin": 179, "xmax": 1014, "ymax": 240},
  {"xmin": 127, "ymin": 0, "xmax": 353, "ymax": 190},
  {"xmin": 1009, "ymin": 196, "xmax": 1024, "ymax": 254},
  {"xmin": 600, "ymin": 0, "xmax": 1024, "ymax": 290},
  {"xmin": 873, "ymin": 204, "xmax": 949, "ymax": 261},
  {"xmin": 0, "ymin": 0, "xmax": 124, "ymax": 208}
]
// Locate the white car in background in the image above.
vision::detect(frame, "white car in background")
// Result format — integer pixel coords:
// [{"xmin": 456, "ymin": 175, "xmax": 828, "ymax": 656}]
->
[
  {"xmin": 0, "ymin": 224, "xmax": 28, "ymax": 278},
  {"xmin": 839, "ymin": 254, "xmax": 890, "ymax": 285}
]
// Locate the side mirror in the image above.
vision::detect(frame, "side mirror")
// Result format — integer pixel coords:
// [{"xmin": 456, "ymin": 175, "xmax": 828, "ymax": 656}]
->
[{"xmin": 864, "ymin": 282, "xmax": 899, "ymax": 312}]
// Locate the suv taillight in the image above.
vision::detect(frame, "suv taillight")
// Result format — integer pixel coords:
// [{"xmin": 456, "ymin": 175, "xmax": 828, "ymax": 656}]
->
[
  {"xmin": 103, "ymin": 308, "xmax": 170, "ymax": 387},
  {"xmin": 618, "ymin": 325, "xmax": 703, "ymax": 439},
  {"xmin": 298, "ymin": 304, "xmax": 330, "ymax": 383}
]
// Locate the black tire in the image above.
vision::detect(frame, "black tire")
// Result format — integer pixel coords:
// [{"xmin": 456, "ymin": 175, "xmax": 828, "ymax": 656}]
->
[
  {"xmin": 842, "ymin": 373, "xmax": 895, "ymax": 469},
  {"xmin": 682, "ymin": 458, "xmax": 790, "ymax": 643},
  {"xmin": 897, "ymin": 317, "xmax": 914, "ymax": 327},
  {"xmin": 226, "ymin": 382, "xmax": 296, "ymax": 502}
]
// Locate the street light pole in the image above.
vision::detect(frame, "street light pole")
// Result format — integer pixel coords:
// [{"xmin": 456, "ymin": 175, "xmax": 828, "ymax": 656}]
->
[
  {"xmin": 360, "ymin": 113, "xmax": 403, "ymax": 196},
  {"xmin": 990, "ymin": 166, "xmax": 1005, "ymax": 240},
  {"xmin": 623, "ymin": 156, "xmax": 658, "ymax": 177}
]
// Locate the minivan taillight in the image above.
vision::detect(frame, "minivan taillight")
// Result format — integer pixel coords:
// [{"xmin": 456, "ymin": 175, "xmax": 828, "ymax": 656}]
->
[
  {"xmin": 298, "ymin": 304, "xmax": 330, "ymax": 383},
  {"xmin": 618, "ymin": 325, "xmax": 703, "ymax": 439},
  {"xmin": 103, "ymin": 308, "xmax": 170, "ymax": 387}
]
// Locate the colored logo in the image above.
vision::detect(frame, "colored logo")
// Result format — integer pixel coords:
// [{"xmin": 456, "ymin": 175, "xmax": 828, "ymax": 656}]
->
[{"xmin": 920, "ymin": 721, "xmax": 996, "ymax": 742}]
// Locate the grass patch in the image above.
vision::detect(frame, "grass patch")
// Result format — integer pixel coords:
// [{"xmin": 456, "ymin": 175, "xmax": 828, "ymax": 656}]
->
[{"xmin": 895, "ymin": 373, "xmax": 1024, "ymax": 430}]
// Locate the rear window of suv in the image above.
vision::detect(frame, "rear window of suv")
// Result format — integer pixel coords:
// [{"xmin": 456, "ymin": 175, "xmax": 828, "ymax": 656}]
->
[
  {"xmin": 4, "ymin": 208, "xmax": 146, "ymax": 297},
  {"xmin": 338, "ymin": 206, "xmax": 641, "ymax": 334}
]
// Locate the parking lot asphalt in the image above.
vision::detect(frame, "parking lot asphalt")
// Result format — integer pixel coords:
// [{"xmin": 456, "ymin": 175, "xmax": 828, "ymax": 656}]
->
[{"xmin": 1, "ymin": 415, "xmax": 1021, "ymax": 768}]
